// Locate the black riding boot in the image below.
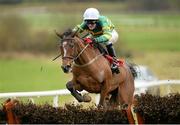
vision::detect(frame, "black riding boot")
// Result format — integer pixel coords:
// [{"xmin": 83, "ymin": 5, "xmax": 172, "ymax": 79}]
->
[
  {"xmin": 106, "ymin": 43, "xmax": 117, "ymax": 57},
  {"xmin": 106, "ymin": 44, "xmax": 120, "ymax": 74}
]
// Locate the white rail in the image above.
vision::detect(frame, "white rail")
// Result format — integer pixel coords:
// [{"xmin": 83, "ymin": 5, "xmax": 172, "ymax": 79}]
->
[
  {"xmin": 0, "ymin": 80, "xmax": 180, "ymax": 107},
  {"xmin": 135, "ymin": 80, "xmax": 180, "ymax": 88},
  {"xmin": 135, "ymin": 79, "xmax": 180, "ymax": 94},
  {"xmin": 0, "ymin": 89, "xmax": 68, "ymax": 107},
  {"xmin": 0, "ymin": 89, "xmax": 87, "ymax": 107},
  {"xmin": 0, "ymin": 89, "xmax": 70, "ymax": 98}
]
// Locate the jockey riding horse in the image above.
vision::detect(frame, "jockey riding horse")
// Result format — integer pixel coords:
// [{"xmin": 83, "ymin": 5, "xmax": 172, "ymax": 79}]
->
[{"xmin": 73, "ymin": 8, "xmax": 119, "ymax": 74}]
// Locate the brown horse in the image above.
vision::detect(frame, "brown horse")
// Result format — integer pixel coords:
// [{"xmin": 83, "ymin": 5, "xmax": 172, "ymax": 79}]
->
[{"xmin": 56, "ymin": 29, "xmax": 137, "ymax": 108}]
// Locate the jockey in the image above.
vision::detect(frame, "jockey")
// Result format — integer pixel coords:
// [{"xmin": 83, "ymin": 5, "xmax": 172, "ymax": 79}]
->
[{"xmin": 73, "ymin": 8, "xmax": 119, "ymax": 74}]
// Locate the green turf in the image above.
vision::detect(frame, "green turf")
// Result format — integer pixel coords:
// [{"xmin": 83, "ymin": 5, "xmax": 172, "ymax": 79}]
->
[
  {"xmin": 120, "ymin": 28, "xmax": 180, "ymax": 51},
  {"xmin": 0, "ymin": 57, "xmax": 70, "ymax": 92}
]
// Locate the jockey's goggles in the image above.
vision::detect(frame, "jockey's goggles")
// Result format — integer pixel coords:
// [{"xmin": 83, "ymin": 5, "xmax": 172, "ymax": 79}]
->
[{"xmin": 85, "ymin": 20, "xmax": 97, "ymax": 24}]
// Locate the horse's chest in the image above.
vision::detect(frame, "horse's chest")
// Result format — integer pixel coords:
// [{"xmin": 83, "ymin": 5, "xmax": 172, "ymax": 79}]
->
[
  {"xmin": 95, "ymin": 70, "xmax": 105, "ymax": 83},
  {"xmin": 76, "ymin": 74, "xmax": 102, "ymax": 93},
  {"xmin": 81, "ymin": 70, "xmax": 104, "ymax": 83}
]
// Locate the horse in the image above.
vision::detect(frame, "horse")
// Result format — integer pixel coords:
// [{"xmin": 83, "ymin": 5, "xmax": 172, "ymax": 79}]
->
[{"xmin": 55, "ymin": 29, "xmax": 137, "ymax": 108}]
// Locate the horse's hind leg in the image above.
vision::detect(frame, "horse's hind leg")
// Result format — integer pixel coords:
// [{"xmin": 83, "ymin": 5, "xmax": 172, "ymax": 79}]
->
[
  {"xmin": 109, "ymin": 88, "xmax": 119, "ymax": 107},
  {"xmin": 66, "ymin": 81, "xmax": 84, "ymax": 102},
  {"xmin": 118, "ymin": 81, "xmax": 135, "ymax": 108}
]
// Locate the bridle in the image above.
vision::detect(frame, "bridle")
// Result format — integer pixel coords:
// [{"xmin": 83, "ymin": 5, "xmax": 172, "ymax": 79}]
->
[
  {"xmin": 61, "ymin": 37, "xmax": 90, "ymax": 63},
  {"xmin": 61, "ymin": 37, "xmax": 103, "ymax": 67},
  {"xmin": 52, "ymin": 37, "xmax": 89, "ymax": 61},
  {"xmin": 54, "ymin": 36, "xmax": 102, "ymax": 68}
]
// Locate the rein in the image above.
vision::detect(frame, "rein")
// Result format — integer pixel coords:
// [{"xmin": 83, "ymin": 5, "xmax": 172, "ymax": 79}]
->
[
  {"xmin": 63, "ymin": 37, "xmax": 103, "ymax": 67},
  {"xmin": 73, "ymin": 43, "xmax": 89, "ymax": 61},
  {"xmin": 73, "ymin": 53, "xmax": 103, "ymax": 67},
  {"xmin": 62, "ymin": 38, "xmax": 91, "ymax": 64},
  {"xmin": 52, "ymin": 33, "xmax": 89, "ymax": 61},
  {"xmin": 71, "ymin": 38, "xmax": 103, "ymax": 67},
  {"xmin": 54, "ymin": 37, "xmax": 102, "ymax": 67},
  {"xmin": 61, "ymin": 38, "xmax": 90, "ymax": 61}
]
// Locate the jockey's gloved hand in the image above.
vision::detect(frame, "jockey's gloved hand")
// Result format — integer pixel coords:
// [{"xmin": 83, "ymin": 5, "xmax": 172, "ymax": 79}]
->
[
  {"xmin": 83, "ymin": 38, "xmax": 93, "ymax": 44},
  {"xmin": 91, "ymin": 38, "xmax": 96, "ymax": 43}
]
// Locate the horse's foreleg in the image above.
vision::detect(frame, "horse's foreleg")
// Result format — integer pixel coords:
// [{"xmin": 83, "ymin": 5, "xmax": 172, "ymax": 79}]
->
[
  {"xmin": 98, "ymin": 83, "xmax": 110, "ymax": 108},
  {"xmin": 66, "ymin": 81, "xmax": 84, "ymax": 102}
]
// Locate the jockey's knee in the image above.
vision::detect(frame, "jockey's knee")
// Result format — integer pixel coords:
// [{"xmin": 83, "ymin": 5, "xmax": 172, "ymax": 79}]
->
[{"xmin": 66, "ymin": 81, "xmax": 74, "ymax": 91}]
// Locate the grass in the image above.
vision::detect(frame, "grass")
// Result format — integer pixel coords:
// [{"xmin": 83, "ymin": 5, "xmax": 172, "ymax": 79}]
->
[
  {"xmin": 0, "ymin": 52, "xmax": 179, "ymax": 91},
  {"xmin": 120, "ymin": 27, "xmax": 180, "ymax": 52},
  {"xmin": 0, "ymin": 55, "xmax": 71, "ymax": 93},
  {"xmin": 0, "ymin": 54, "xmax": 99, "ymax": 106}
]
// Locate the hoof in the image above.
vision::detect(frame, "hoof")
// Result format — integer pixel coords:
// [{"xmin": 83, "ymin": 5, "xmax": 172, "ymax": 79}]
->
[{"xmin": 83, "ymin": 93, "xmax": 91, "ymax": 102}]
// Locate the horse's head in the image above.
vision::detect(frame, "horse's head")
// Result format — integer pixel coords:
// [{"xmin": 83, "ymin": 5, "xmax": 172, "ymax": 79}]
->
[{"xmin": 55, "ymin": 29, "xmax": 79, "ymax": 73}]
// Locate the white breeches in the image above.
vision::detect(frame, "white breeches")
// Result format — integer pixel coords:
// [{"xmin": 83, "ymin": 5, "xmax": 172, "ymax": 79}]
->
[{"xmin": 105, "ymin": 29, "xmax": 119, "ymax": 45}]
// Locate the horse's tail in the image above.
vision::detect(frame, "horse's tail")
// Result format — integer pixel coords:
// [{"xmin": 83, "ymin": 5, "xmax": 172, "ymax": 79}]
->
[{"xmin": 126, "ymin": 61, "xmax": 138, "ymax": 79}]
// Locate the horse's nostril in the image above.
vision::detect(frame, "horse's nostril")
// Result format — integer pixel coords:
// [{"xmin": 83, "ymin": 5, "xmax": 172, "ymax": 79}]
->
[
  {"xmin": 61, "ymin": 65, "xmax": 71, "ymax": 73},
  {"xmin": 67, "ymin": 65, "xmax": 71, "ymax": 68}
]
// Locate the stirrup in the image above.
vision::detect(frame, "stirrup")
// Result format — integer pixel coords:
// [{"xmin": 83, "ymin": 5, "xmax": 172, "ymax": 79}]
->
[
  {"xmin": 111, "ymin": 63, "xmax": 120, "ymax": 74},
  {"xmin": 112, "ymin": 57, "xmax": 119, "ymax": 63}
]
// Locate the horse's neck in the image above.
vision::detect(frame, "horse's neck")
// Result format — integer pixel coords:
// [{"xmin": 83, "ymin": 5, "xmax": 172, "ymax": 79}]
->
[{"xmin": 75, "ymin": 37, "xmax": 98, "ymax": 65}]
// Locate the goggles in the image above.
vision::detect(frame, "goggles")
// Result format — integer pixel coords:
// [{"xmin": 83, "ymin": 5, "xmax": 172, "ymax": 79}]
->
[{"xmin": 85, "ymin": 20, "xmax": 97, "ymax": 24}]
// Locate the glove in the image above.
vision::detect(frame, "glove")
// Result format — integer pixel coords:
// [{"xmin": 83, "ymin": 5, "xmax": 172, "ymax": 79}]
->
[
  {"xmin": 91, "ymin": 38, "xmax": 96, "ymax": 43},
  {"xmin": 83, "ymin": 38, "xmax": 93, "ymax": 44}
]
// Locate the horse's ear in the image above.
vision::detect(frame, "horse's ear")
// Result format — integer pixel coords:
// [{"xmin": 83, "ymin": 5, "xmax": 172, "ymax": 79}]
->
[
  {"xmin": 54, "ymin": 30, "xmax": 63, "ymax": 39},
  {"xmin": 71, "ymin": 29, "xmax": 79, "ymax": 37}
]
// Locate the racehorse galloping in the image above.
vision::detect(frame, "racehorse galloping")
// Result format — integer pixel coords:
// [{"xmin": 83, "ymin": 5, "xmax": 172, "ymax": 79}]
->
[{"xmin": 56, "ymin": 29, "xmax": 137, "ymax": 108}]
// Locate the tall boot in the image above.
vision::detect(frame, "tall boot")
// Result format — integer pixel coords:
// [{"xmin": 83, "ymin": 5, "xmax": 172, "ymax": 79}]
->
[
  {"xmin": 106, "ymin": 43, "xmax": 117, "ymax": 57},
  {"xmin": 106, "ymin": 44, "xmax": 120, "ymax": 74}
]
